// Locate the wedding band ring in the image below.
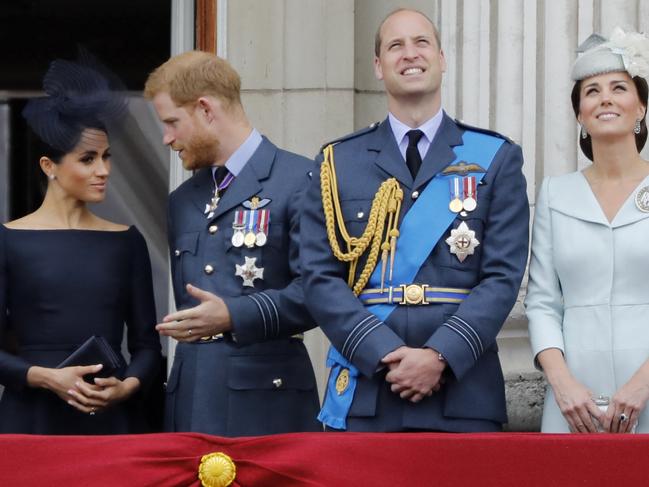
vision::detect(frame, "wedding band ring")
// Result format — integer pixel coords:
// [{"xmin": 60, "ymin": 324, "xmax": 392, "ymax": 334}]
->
[
  {"xmin": 187, "ymin": 329, "xmax": 193, "ymax": 336},
  {"xmin": 620, "ymin": 413, "xmax": 628, "ymax": 422}
]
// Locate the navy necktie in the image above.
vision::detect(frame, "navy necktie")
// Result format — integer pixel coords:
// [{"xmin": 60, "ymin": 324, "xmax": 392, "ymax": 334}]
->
[{"xmin": 406, "ymin": 129, "xmax": 424, "ymax": 179}]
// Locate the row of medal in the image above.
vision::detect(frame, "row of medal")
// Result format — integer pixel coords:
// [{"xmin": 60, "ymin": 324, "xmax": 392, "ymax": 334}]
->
[
  {"xmin": 231, "ymin": 209, "xmax": 270, "ymax": 248},
  {"xmin": 446, "ymin": 176, "xmax": 480, "ymax": 262},
  {"xmin": 448, "ymin": 176, "xmax": 477, "ymax": 213}
]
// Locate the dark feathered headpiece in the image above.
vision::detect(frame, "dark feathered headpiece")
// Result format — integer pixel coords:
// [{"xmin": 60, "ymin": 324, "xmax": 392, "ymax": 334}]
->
[{"xmin": 22, "ymin": 50, "xmax": 127, "ymax": 154}]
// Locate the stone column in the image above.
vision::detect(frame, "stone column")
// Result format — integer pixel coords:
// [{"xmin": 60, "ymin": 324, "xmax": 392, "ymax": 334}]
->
[{"xmin": 227, "ymin": 0, "xmax": 356, "ymax": 396}]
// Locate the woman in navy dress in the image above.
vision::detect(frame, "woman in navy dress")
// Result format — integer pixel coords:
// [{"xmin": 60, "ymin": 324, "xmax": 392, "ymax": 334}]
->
[{"xmin": 0, "ymin": 56, "xmax": 161, "ymax": 434}]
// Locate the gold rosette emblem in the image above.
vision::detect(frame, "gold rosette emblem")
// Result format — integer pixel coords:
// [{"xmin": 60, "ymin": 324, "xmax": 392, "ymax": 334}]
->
[
  {"xmin": 198, "ymin": 452, "xmax": 236, "ymax": 487},
  {"xmin": 335, "ymin": 368, "xmax": 350, "ymax": 395}
]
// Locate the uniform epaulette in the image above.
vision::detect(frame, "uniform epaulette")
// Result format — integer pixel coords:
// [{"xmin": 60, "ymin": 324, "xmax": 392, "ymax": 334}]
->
[
  {"xmin": 319, "ymin": 121, "xmax": 381, "ymax": 153},
  {"xmin": 454, "ymin": 119, "xmax": 516, "ymax": 145}
]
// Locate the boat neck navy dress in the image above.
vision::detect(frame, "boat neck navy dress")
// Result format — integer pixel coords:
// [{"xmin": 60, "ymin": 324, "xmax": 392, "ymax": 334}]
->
[{"xmin": 0, "ymin": 225, "xmax": 161, "ymax": 434}]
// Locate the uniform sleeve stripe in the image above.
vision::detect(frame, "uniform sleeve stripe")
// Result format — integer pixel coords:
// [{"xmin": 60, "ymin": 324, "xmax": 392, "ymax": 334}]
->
[
  {"xmin": 348, "ymin": 322, "xmax": 382, "ymax": 361},
  {"xmin": 341, "ymin": 315, "xmax": 375, "ymax": 357},
  {"xmin": 442, "ymin": 322, "xmax": 478, "ymax": 361},
  {"xmin": 446, "ymin": 316, "xmax": 480, "ymax": 354},
  {"xmin": 257, "ymin": 294, "xmax": 276, "ymax": 336},
  {"xmin": 259, "ymin": 292, "xmax": 280, "ymax": 337},
  {"xmin": 260, "ymin": 292, "xmax": 279, "ymax": 335},
  {"xmin": 450, "ymin": 315, "xmax": 483, "ymax": 352},
  {"xmin": 247, "ymin": 294, "xmax": 268, "ymax": 339},
  {"xmin": 343, "ymin": 317, "xmax": 380, "ymax": 359},
  {"xmin": 343, "ymin": 317, "xmax": 379, "ymax": 358},
  {"xmin": 447, "ymin": 315, "xmax": 483, "ymax": 354}
]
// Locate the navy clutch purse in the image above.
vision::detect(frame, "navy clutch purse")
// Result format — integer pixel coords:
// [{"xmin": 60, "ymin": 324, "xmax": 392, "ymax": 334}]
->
[{"xmin": 57, "ymin": 336, "xmax": 124, "ymax": 382}]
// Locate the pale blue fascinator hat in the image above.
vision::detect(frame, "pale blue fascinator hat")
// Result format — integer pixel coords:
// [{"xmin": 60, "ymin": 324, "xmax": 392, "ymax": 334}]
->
[{"xmin": 571, "ymin": 27, "xmax": 649, "ymax": 81}]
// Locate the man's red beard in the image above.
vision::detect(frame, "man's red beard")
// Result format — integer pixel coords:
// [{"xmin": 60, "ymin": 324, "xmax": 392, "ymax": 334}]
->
[{"xmin": 179, "ymin": 129, "xmax": 220, "ymax": 171}]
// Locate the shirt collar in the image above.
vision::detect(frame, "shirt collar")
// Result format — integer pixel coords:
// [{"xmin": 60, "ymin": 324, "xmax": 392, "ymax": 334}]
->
[
  {"xmin": 212, "ymin": 128, "xmax": 263, "ymax": 178},
  {"xmin": 388, "ymin": 108, "xmax": 444, "ymax": 146}
]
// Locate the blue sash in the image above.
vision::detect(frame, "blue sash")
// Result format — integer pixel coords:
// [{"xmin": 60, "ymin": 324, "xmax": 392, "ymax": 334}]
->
[{"xmin": 318, "ymin": 131, "xmax": 505, "ymax": 429}]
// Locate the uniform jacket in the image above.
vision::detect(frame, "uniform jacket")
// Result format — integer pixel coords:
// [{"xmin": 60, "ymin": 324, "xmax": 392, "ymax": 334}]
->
[
  {"xmin": 301, "ymin": 114, "xmax": 529, "ymax": 432},
  {"xmin": 527, "ymin": 173, "xmax": 649, "ymax": 432},
  {"xmin": 166, "ymin": 136, "xmax": 320, "ymax": 436}
]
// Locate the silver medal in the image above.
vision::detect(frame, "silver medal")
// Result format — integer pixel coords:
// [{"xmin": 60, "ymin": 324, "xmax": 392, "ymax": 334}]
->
[
  {"xmin": 231, "ymin": 231, "xmax": 245, "ymax": 247},
  {"xmin": 235, "ymin": 256, "xmax": 264, "ymax": 287},
  {"xmin": 255, "ymin": 232, "xmax": 267, "ymax": 247}
]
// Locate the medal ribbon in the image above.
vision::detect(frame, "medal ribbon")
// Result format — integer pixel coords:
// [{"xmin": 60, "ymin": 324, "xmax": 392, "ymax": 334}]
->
[
  {"xmin": 217, "ymin": 171, "xmax": 235, "ymax": 192},
  {"xmin": 258, "ymin": 209, "xmax": 269, "ymax": 235},
  {"xmin": 256, "ymin": 210, "xmax": 263, "ymax": 235},
  {"xmin": 247, "ymin": 209, "xmax": 257, "ymax": 234},
  {"xmin": 205, "ymin": 171, "xmax": 235, "ymax": 218},
  {"xmin": 463, "ymin": 176, "xmax": 476, "ymax": 199},
  {"xmin": 319, "ymin": 130, "xmax": 506, "ymax": 430},
  {"xmin": 450, "ymin": 177, "xmax": 461, "ymax": 201},
  {"xmin": 234, "ymin": 210, "xmax": 243, "ymax": 226}
]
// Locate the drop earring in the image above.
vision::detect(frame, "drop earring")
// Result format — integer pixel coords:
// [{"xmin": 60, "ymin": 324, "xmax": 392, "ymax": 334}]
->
[
  {"xmin": 581, "ymin": 125, "xmax": 588, "ymax": 139},
  {"xmin": 635, "ymin": 119, "xmax": 642, "ymax": 135}
]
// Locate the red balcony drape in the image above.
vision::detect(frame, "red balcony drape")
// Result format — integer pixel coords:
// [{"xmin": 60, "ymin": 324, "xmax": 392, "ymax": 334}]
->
[{"xmin": 2, "ymin": 432, "xmax": 648, "ymax": 486}]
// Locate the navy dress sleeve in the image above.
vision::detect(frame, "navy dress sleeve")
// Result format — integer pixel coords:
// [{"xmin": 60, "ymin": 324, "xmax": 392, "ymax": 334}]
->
[
  {"xmin": 124, "ymin": 227, "xmax": 161, "ymax": 389},
  {"xmin": 0, "ymin": 226, "xmax": 31, "ymax": 390}
]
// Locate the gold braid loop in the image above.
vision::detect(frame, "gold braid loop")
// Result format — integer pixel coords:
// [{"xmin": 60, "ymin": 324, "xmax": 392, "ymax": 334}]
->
[{"xmin": 320, "ymin": 144, "xmax": 403, "ymax": 296}]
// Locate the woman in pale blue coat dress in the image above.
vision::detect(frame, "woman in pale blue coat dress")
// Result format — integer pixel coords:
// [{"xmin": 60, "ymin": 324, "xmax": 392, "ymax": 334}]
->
[{"xmin": 526, "ymin": 28, "xmax": 649, "ymax": 433}]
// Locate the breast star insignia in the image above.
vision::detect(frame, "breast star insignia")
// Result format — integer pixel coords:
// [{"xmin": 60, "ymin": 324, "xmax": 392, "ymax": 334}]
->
[
  {"xmin": 235, "ymin": 256, "xmax": 264, "ymax": 287},
  {"xmin": 445, "ymin": 221, "xmax": 480, "ymax": 262}
]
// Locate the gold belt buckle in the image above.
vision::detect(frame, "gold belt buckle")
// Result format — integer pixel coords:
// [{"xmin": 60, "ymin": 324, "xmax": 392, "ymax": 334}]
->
[{"xmin": 399, "ymin": 284, "xmax": 429, "ymax": 305}]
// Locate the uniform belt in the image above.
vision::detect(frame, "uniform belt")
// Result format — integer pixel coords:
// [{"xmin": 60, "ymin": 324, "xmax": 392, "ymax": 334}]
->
[
  {"xmin": 199, "ymin": 333, "xmax": 304, "ymax": 343},
  {"xmin": 199, "ymin": 333, "xmax": 232, "ymax": 343},
  {"xmin": 358, "ymin": 285, "xmax": 471, "ymax": 306}
]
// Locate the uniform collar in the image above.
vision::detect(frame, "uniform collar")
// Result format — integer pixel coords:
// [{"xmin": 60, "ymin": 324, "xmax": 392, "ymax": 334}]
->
[
  {"xmin": 388, "ymin": 108, "xmax": 443, "ymax": 150},
  {"xmin": 212, "ymin": 128, "xmax": 263, "ymax": 179}
]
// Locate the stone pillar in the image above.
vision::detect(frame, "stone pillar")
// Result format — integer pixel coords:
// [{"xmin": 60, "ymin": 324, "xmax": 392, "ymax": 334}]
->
[
  {"xmin": 227, "ymin": 0, "xmax": 356, "ymax": 396},
  {"xmin": 165, "ymin": 0, "xmax": 196, "ymax": 372}
]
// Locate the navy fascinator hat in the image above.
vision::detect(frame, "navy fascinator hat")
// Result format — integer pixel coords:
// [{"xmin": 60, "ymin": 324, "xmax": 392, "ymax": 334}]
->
[{"xmin": 22, "ymin": 50, "xmax": 128, "ymax": 155}]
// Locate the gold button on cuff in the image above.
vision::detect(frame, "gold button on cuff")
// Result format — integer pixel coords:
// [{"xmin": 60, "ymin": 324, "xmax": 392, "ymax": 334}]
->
[
  {"xmin": 209, "ymin": 225, "xmax": 218, "ymax": 234},
  {"xmin": 204, "ymin": 264, "xmax": 214, "ymax": 275},
  {"xmin": 174, "ymin": 250, "xmax": 181, "ymax": 257},
  {"xmin": 412, "ymin": 191, "xmax": 419, "ymax": 200}
]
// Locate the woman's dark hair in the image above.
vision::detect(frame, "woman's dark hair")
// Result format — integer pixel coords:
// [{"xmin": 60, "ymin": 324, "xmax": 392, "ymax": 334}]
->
[
  {"xmin": 22, "ymin": 50, "xmax": 126, "ymax": 164},
  {"xmin": 28, "ymin": 122, "xmax": 108, "ymax": 165},
  {"xmin": 571, "ymin": 75, "xmax": 648, "ymax": 161}
]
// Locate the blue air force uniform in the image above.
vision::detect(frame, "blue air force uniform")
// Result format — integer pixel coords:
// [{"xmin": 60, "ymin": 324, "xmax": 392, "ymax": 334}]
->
[
  {"xmin": 300, "ymin": 113, "xmax": 529, "ymax": 432},
  {"xmin": 166, "ymin": 130, "xmax": 320, "ymax": 436}
]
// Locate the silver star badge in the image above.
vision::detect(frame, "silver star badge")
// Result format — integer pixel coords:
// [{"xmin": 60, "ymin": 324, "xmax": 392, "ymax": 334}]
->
[
  {"xmin": 445, "ymin": 221, "xmax": 480, "ymax": 262},
  {"xmin": 235, "ymin": 256, "xmax": 264, "ymax": 287}
]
